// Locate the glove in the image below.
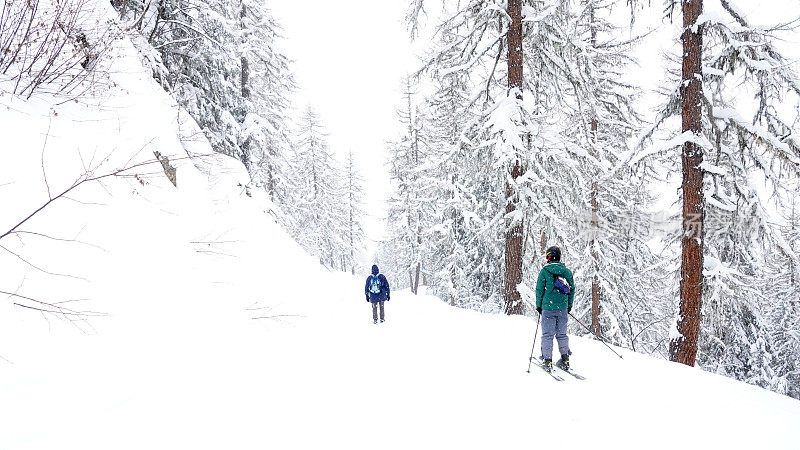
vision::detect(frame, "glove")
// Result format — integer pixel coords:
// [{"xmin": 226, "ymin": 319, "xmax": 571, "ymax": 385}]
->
[
  {"xmin": 366, "ymin": 296, "xmax": 370, "ymax": 303},
  {"xmin": 536, "ymin": 307, "xmax": 542, "ymax": 314},
  {"xmin": 387, "ymin": 295, "xmax": 390, "ymax": 301},
  {"xmin": 567, "ymin": 307, "xmax": 572, "ymax": 313}
]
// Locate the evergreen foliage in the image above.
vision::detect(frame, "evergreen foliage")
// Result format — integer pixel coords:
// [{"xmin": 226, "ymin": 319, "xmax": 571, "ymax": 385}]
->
[{"xmin": 401, "ymin": 0, "xmax": 800, "ymax": 396}]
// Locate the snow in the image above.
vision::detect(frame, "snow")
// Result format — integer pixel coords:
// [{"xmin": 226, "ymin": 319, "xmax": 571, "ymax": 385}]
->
[
  {"xmin": 2, "ymin": 3, "xmax": 800, "ymax": 450},
  {"xmin": 695, "ymin": 11, "xmax": 749, "ymax": 34},
  {"xmin": 628, "ymin": 131, "xmax": 712, "ymax": 166}
]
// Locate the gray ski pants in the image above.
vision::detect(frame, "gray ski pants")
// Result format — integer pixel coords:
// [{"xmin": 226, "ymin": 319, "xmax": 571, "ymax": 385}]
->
[
  {"xmin": 540, "ymin": 309, "xmax": 570, "ymax": 360},
  {"xmin": 372, "ymin": 301, "xmax": 385, "ymax": 322}
]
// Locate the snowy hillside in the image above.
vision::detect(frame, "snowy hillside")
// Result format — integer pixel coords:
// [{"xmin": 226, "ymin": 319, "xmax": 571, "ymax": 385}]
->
[{"xmin": 2, "ymin": 2, "xmax": 800, "ymax": 450}]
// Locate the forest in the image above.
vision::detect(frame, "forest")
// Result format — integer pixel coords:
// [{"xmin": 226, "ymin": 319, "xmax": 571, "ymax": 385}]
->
[{"xmin": 2, "ymin": 0, "xmax": 799, "ymax": 402}]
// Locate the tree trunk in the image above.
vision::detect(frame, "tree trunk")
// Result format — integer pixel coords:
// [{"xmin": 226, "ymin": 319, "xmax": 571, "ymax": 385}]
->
[
  {"xmin": 414, "ymin": 262, "xmax": 421, "ymax": 295},
  {"xmin": 266, "ymin": 164, "xmax": 274, "ymax": 202},
  {"xmin": 503, "ymin": 0, "xmax": 525, "ymax": 316},
  {"xmin": 240, "ymin": 4, "xmax": 250, "ymax": 100},
  {"xmin": 670, "ymin": 0, "xmax": 705, "ymax": 367},
  {"xmin": 540, "ymin": 230, "xmax": 546, "ymax": 253},
  {"xmin": 350, "ymin": 182, "xmax": 355, "ymax": 276},
  {"xmin": 791, "ymin": 196, "xmax": 796, "ymax": 287},
  {"xmin": 239, "ymin": 3, "xmax": 251, "ymax": 175},
  {"xmin": 241, "ymin": 56, "xmax": 250, "ymax": 99},
  {"xmin": 590, "ymin": 117, "xmax": 600, "ymax": 336},
  {"xmin": 589, "ymin": 5, "xmax": 601, "ymax": 336}
]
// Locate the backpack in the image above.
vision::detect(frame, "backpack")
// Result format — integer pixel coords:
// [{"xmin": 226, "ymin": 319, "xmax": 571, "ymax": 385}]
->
[
  {"xmin": 552, "ymin": 274, "xmax": 571, "ymax": 295},
  {"xmin": 545, "ymin": 267, "xmax": 571, "ymax": 295},
  {"xmin": 369, "ymin": 275, "xmax": 382, "ymax": 294}
]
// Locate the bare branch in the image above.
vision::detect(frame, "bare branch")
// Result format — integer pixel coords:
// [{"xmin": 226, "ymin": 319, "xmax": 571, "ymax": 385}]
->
[
  {"xmin": 0, "ymin": 153, "xmax": 213, "ymax": 244},
  {"xmin": 41, "ymin": 119, "xmax": 52, "ymax": 199},
  {"xmin": 10, "ymin": 230, "xmax": 105, "ymax": 250},
  {"xmin": 1, "ymin": 290, "xmax": 106, "ymax": 319},
  {"xmin": 0, "ymin": 244, "xmax": 87, "ymax": 281}
]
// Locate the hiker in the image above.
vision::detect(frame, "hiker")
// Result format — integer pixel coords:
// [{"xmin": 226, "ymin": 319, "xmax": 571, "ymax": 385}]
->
[
  {"xmin": 365, "ymin": 264, "xmax": 390, "ymax": 324},
  {"xmin": 535, "ymin": 246, "xmax": 575, "ymax": 373}
]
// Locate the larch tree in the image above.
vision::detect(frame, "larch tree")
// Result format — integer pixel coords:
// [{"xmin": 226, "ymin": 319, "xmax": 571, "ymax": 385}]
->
[
  {"xmin": 112, "ymin": 0, "xmax": 295, "ymax": 205},
  {"xmin": 670, "ymin": 0, "xmax": 705, "ymax": 367},
  {"xmin": 767, "ymin": 184, "xmax": 800, "ymax": 397},
  {"xmin": 384, "ymin": 80, "xmax": 431, "ymax": 293},
  {"xmin": 641, "ymin": 0, "xmax": 800, "ymax": 371},
  {"xmin": 407, "ymin": 0, "xmax": 542, "ymax": 315},
  {"xmin": 421, "ymin": 71, "xmax": 477, "ymax": 307},
  {"xmin": 503, "ymin": 0, "xmax": 525, "ymax": 315},
  {"xmin": 344, "ymin": 150, "xmax": 367, "ymax": 275},
  {"xmin": 291, "ymin": 107, "xmax": 348, "ymax": 269},
  {"xmin": 545, "ymin": 0, "xmax": 671, "ymax": 351}
]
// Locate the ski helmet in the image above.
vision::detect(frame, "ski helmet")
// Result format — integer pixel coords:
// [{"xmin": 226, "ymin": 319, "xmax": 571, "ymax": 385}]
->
[{"xmin": 545, "ymin": 246, "xmax": 561, "ymax": 262}]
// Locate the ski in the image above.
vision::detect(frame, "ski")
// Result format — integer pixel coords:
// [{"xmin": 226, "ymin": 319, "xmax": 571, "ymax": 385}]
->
[
  {"xmin": 531, "ymin": 358, "xmax": 563, "ymax": 381},
  {"xmin": 554, "ymin": 366, "xmax": 586, "ymax": 380}
]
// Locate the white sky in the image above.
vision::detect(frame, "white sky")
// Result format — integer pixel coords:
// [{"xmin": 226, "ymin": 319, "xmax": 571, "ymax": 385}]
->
[{"xmin": 270, "ymin": 1, "xmax": 421, "ymax": 263}]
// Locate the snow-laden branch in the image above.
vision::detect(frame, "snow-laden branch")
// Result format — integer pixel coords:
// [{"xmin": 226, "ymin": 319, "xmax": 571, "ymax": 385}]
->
[{"xmin": 628, "ymin": 131, "xmax": 712, "ymax": 167}]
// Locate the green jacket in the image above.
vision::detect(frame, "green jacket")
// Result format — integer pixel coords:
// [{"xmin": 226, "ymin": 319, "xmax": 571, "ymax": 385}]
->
[{"xmin": 535, "ymin": 262, "xmax": 575, "ymax": 311}]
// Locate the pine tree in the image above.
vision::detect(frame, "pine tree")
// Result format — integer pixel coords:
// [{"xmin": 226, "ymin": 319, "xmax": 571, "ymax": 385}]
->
[
  {"xmin": 291, "ymin": 107, "xmax": 348, "ymax": 269},
  {"xmin": 113, "ymin": 0, "xmax": 295, "ymax": 206},
  {"xmin": 767, "ymin": 186, "xmax": 800, "ymax": 398},
  {"xmin": 503, "ymin": 0, "xmax": 525, "ymax": 315},
  {"xmin": 669, "ymin": 0, "xmax": 705, "ymax": 367},
  {"xmin": 385, "ymin": 80, "xmax": 432, "ymax": 292},
  {"xmin": 554, "ymin": 1, "xmax": 670, "ymax": 350},
  {"xmin": 407, "ymin": 0, "xmax": 561, "ymax": 314},
  {"xmin": 344, "ymin": 150, "xmax": 367, "ymax": 275},
  {"xmin": 421, "ymin": 72, "xmax": 477, "ymax": 306},
  {"xmin": 642, "ymin": 1, "xmax": 800, "ymax": 375},
  {"xmin": 236, "ymin": 0, "xmax": 295, "ymax": 203}
]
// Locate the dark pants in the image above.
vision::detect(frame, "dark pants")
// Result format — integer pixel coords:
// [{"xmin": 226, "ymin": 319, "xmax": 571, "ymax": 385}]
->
[{"xmin": 372, "ymin": 301, "xmax": 385, "ymax": 322}]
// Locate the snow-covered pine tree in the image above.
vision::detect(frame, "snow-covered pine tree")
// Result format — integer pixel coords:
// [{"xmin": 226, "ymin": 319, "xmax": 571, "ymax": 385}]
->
[
  {"xmin": 145, "ymin": 1, "xmax": 244, "ymax": 159},
  {"xmin": 766, "ymin": 184, "xmax": 800, "ymax": 398},
  {"xmin": 236, "ymin": 0, "xmax": 296, "ymax": 204},
  {"xmin": 408, "ymin": 0, "xmax": 574, "ymax": 314},
  {"xmin": 695, "ymin": 2, "xmax": 800, "ymax": 383},
  {"xmin": 113, "ymin": 0, "xmax": 296, "ymax": 206},
  {"xmin": 420, "ymin": 72, "xmax": 480, "ymax": 307},
  {"xmin": 547, "ymin": 0, "xmax": 671, "ymax": 352},
  {"xmin": 384, "ymin": 80, "xmax": 432, "ymax": 293},
  {"xmin": 643, "ymin": 1, "xmax": 800, "ymax": 378},
  {"xmin": 406, "ymin": 3, "xmax": 507, "ymax": 310},
  {"xmin": 343, "ymin": 150, "xmax": 367, "ymax": 275},
  {"xmin": 291, "ymin": 107, "xmax": 349, "ymax": 270}
]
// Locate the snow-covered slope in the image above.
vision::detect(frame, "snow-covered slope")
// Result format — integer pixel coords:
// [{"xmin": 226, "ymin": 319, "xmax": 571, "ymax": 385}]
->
[{"xmin": 2, "ymin": 4, "xmax": 800, "ymax": 450}]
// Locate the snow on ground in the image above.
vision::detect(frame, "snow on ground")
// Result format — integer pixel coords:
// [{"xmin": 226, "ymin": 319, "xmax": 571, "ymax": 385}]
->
[{"xmin": 2, "ymin": 4, "xmax": 800, "ymax": 450}]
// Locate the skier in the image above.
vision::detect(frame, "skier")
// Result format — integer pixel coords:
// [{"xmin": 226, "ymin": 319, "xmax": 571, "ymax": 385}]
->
[
  {"xmin": 365, "ymin": 264, "xmax": 390, "ymax": 324},
  {"xmin": 535, "ymin": 246, "xmax": 575, "ymax": 373}
]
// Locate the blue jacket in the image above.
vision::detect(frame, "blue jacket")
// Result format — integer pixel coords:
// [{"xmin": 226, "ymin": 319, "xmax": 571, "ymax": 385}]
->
[{"xmin": 365, "ymin": 265, "xmax": 390, "ymax": 302}]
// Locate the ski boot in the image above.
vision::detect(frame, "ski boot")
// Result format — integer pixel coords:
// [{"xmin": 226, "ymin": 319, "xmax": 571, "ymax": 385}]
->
[
  {"xmin": 542, "ymin": 358, "xmax": 553, "ymax": 373},
  {"xmin": 380, "ymin": 319, "xmax": 385, "ymax": 323},
  {"xmin": 556, "ymin": 355, "xmax": 570, "ymax": 372}
]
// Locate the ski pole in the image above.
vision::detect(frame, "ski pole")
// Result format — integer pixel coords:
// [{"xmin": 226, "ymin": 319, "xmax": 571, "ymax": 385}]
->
[
  {"xmin": 526, "ymin": 312, "xmax": 542, "ymax": 373},
  {"xmin": 569, "ymin": 312, "xmax": 623, "ymax": 359}
]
